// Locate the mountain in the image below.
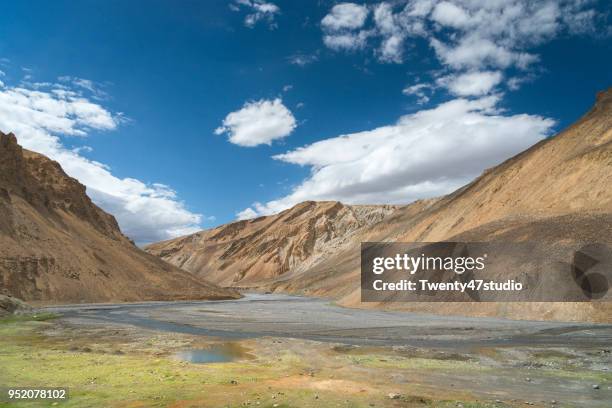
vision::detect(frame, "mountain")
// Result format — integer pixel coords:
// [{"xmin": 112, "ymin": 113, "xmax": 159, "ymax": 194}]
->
[
  {"xmin": 0, "ymin": 131, "xmax": 238, "ymax": 303},
  {"xmin": 147, "ymin": 89, "xmax": 612, "ymax": 322},
  {"xmin": 146, "ymin": 201, "xmax": 398, "ymax": 287},
  {"xmin": 272, "ymin": 89, "xmax": 612, "ymax": 322}
]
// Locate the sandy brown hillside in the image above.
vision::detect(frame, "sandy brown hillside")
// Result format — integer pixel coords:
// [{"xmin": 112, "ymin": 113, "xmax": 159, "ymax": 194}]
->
[
  {"xmin": 0, "ymin": 131, "xmax": 238, "ymax": 303},
  {"xmin": 147, "ymin": 89, "xmax": 611, "ymax": 322},
  {"xmin": 146, "ymin": 201, "xmax": 397, "ymax": 286},
  {"xmin": 268, "ymin": 89, "xmax": 612, "ymax": 322}
]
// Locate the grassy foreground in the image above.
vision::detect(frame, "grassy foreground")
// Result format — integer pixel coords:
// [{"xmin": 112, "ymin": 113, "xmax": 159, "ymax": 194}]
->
[{"xmin": 0, "ymin": 316, "xmax": 608, "ymax": 407}]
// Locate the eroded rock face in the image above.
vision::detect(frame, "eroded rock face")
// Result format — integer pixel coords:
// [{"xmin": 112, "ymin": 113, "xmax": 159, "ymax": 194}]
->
[
  {"xmin": 0, "ymin": 294, "xmax": 32, "ymax": 316},
  {"xmin": 0, "ymin": 131, "xmax": 239, "ymax": 303},
  {"xmin": 146, "ymin": 201, "xmax": 398, "ymax": 286},
  {"xmin": 0, "ymin": 133, "xmax": 124, "ymax": 240}
]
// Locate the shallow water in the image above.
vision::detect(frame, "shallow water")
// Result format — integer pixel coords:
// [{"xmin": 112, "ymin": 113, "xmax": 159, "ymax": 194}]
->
[
  {"xmin": 174, "ymin": 343, "xmax": 246, "ymax": 364},
  {"xmin": 45, "ymin": 293, "xmax": 612, "ymax": 349}
]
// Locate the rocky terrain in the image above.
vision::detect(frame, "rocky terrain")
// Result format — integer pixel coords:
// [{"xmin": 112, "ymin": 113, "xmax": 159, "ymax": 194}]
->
[
  {"xmin": 147, "ymin": 89, "xmax": 612, "ymax": 322},
  {"xmin": 147, "ymin": 201, "xmax": 397, "ymax": 287},
  {"xmin": 0, "ymin": 131, "xmax": 238, "ymax": 303},
  {"xmin": 0, "ymin": 294, "xmax": 32, "ymax": 316}
]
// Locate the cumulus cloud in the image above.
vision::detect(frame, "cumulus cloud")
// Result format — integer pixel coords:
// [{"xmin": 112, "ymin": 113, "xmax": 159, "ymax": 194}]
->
[
  {"xmin": 321, "ymin": 1, "xmax": 603, "ymax": 66},
  {"xmin": 238, "ymin": 96, "xmax": 555, "ymax": 217},
  {"xmin": 438, "ymin": 70, "xmax": 503, "ymax": 96},
  {"xmin": 325, "ymin": 32, "xmax": 371, "ymax": 51},
  {"xmin": 404, "ymin": 70, "xmax": 502, "ymax": 103},
  {"xmin": 322, "ymin": 3, "xmax": 370, "ymax": 31},
  {"xmin": 322, "ymin": 3, "xmax": 373, "ymax": 51},
  {"xmin": 430, "ymin": 36, "xmax": 538, "ymax": 70},
  {"xmin": 320, "ymin": 0, "xmax": 605, "ymax": 98},
  {"xmin": 215, "ymin": 98, "xmax": 296, "ymax": 147},
  {"xmin": 0, "ymin": 79, "xmax": 203, "ymax": 244},
  {"xmin": 430, "ymin": 1, "xmax": 470, "ymax": 28},
  {"xmin": 371, "ymin": 1, "xmax": 429, "ymax": 63},
  {"xmin": 323, "ymin": 31, "xmax": 373, "ymax": 51},
  {"xmin": 232, "ymin": 0, "xmax": 280, "ymax": 28}
]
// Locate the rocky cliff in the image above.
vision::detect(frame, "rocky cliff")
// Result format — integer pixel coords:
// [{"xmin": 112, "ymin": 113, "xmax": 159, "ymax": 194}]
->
[{"xmin": 0, "ymin": 131, "xmax": 239, "ymax": 303}]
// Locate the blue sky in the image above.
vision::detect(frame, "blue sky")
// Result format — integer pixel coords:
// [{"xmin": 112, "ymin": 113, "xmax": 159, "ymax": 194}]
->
[{"xmin": 0, "ymin": 0, "xmax": 610, "ymax": 243}]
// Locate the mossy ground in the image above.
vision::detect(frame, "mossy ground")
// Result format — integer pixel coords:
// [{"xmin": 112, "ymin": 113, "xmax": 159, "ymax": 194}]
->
[{"xmin": 0, "ymin": 316, "xmax": 608, "ymax": 408}]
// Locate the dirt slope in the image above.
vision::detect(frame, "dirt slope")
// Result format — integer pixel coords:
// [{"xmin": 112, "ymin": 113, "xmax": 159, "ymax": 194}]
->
[
  {"xmin": 146, "ymin": 201, "xmax": 398, "ymax": 287},
  {"xmin": 0, "ymin": 131, "xmax": 239, "ymax": 303}
]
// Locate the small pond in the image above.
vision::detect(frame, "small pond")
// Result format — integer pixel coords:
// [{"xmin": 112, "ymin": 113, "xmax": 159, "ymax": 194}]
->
[{"xmin": 174, "ymin": 343, "xmax": 248, "ymax": 364}]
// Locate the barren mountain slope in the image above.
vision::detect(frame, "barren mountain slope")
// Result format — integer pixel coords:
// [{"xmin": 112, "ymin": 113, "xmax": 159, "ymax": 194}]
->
[
  {"xmin": 269, "ymin": 89, "xmax": 612, "ymax": 322},
  {"xmin": 146, "ymin": 201, "xmax": 398, "ymax": 286},
  {"xmin": 0, "ymin": 132, "xmax": 238, "ymax": 303}
]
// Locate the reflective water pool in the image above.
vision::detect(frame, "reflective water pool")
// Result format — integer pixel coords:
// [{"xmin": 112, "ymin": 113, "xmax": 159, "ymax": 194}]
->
[{"xmin": 174, "ymin": 343, "xmax": 248, "ymax": 364}]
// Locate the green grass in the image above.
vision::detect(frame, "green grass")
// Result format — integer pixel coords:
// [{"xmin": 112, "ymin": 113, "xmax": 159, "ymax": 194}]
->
[
  {"xmin": 0, "ymin": 320, "xmax": 380, "ymax": 407},
  {"xmin": 0, "ymin": 317, "xmax": 544, "ymax": 408},
  {"xmin": 0, "ymin": 312, "xmax": 58, "ymax": 324},
  {"xmin": 539, "ymin": 366, "xmax": 612, "ymax": 383},
  {"xmin": 343, "ymin": 353, "xmax": 486, "ymax": 372}
]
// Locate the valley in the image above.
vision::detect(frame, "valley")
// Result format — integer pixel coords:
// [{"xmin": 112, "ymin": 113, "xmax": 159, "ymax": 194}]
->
[{"xmin": 2, "ymin": 294, "xmax": 611, "ymax": 408}]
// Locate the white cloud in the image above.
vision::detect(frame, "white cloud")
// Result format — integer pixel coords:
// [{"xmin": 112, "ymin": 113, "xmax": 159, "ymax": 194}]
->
[
  {"xmin": 321, "ymin": 3, "xmax": 370, "ymax": 31},
  {"xmin": 239, "ymin": 96, "xmax": 555, "ymax": 217},
  {"xmin": 215, "ymin": 98, "xmax": 296, "ymax": 147},
  {"xmin": 233, "ymin": 0, "xmax": 280, "ymax": 29},
  {"xmin": 430, "ymin": 1, "xmax": 470, "ymax": 28},
  {"xmin": 438, "ymin": 70, "xmax": 503, "ymax": 96},
  {"xmin": 323, "ymin": 30, "xmax": 373, "ymax": 52},
  {"xmin": 320, "ymin": 0, "xmax": 604, "ymax": 72},
  {"xmin": 288, "ymin": 53, "xmax": 318, "ymax": 66},
  {"xmin": 320, "ymin": 0, "xmax": 605, "ymax": 104},
  {"xmin": 373, "ymin": 3, "xmax": 408, "ymax": 63},
  {"xmin": 58, "ymin": 76, "xmax": 109, "ymax": 100},
  {"xmin": 430, "ymin": 36, "xmax": 538, "ymax": 70},
  {"xmin": 236, "ymin": 207, "xmax": 258, "ymax": 220},
  {"xmin": 322, "ymin": 3, "xmax": 373, "ymax": 52},
  {"xmin": 402, "ymin": 82, "xmax": 433, "ymax": 104},
  {"xmin": 0, "ymin": 79, "xmax": 202, "ymax": 244},
  {"xmin": 507, "ymin": 74, "xmax": 537, "ymax": 91},
  {"xmin": 404, "ymin": 70, "xmax": 502, "ymax": 102}
]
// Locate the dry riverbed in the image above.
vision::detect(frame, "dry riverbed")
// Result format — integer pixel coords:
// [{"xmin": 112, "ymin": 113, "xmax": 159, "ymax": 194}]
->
[{"xmin": 1, "ymin": 295, "xmax": 611, "ymax": 407}]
